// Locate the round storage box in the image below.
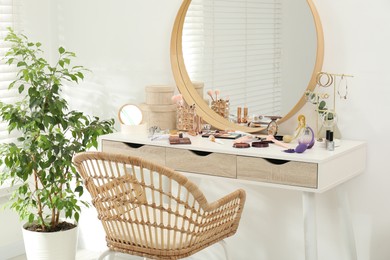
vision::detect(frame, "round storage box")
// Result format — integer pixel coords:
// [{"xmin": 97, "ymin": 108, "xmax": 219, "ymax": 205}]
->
[
  {"xmin": 139, "ymin": 103, "xmax": 176, "ymax": 130},
  {"xmin": 145, "ymin": 85, "xmax": 175, "ymax": 105},
  {"xmin": 120, "ymin": 123, "xmax": 148, "ymax": 135}
]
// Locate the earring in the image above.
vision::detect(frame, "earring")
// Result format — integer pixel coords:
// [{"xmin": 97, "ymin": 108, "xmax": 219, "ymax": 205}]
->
[
  {"xmin": 316, "ymin": 72, "xmax": 333, "ymax": 88},
  {"xmin": 337, "ymin": 74, "xmax": 348, "ymax": 99}
]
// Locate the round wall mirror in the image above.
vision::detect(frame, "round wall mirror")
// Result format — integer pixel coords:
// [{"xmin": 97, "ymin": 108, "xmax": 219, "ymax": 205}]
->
[
  {"xmin": 171, "ymin": 0, "xmax": 324, "ymax": 133},
  {"xmin": 118, "ymin": 104, "xmax": 143, "ymax": 126}
]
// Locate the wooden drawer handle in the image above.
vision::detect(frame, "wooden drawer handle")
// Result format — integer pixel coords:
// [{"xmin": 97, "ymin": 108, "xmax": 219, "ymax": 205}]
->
[
  {"xmin": 189, "ymin": 150, "xmax": 213, "ymax": 157},
  {"xmin": 264, "ymin": 158, "xmax": 290, "ymax": 165},
  {"xmin": 125, "ymin": 143, "xmax": 145, "ymax": 149}
]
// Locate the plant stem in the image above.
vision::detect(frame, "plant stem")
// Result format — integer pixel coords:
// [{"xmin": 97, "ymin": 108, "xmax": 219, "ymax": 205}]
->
[{"xmin": 33, "ymin": 167, "xmax": 45, "ymax": 231}]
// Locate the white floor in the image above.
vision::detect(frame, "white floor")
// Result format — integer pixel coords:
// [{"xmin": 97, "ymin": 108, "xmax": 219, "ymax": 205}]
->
[
  {"xmin": 8, "ymin": 250, "xmax": 136, "ymax": 260},
  {"xmin": 8, "ymin": 244, "xmax": 225, "ymax": 260},
  {"xmin": 3, "ymin": 233, "xmax": 226, "ymax": 260}
]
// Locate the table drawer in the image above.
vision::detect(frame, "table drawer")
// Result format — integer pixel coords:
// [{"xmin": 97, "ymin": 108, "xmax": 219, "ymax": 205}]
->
[
  {"xmin": 237, "ymin": 156, "xmax": 318, "ymax": 188},
  {"xmin": 101, "ymin": 140, "xmax": 166, "ymax": 166},
  {"xmin": 166, "ymin": 148, "xmax": 236, "ymax": 178}
]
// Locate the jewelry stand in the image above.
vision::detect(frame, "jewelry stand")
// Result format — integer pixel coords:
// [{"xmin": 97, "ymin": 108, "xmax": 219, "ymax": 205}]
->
[{"xmin": 305, "ymin": 72, "xmax": 353, "ymax": 140}]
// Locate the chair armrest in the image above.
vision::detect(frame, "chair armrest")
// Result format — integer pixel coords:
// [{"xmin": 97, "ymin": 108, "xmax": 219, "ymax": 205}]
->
[
  {"xmin": 205, "ymin": 188, "xmax": 246, "ymax": 212},
  {"xmin": 201, "ymin": 188, "xmax": 246, "ymax": 230}
]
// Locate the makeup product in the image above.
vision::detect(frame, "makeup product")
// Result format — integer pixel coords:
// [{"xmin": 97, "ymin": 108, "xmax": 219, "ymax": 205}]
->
[
  {"xmin": 274, "ymin": 135, "xmax": 284, "ymax": 141},
  {"xmin": 295, "ymin": 143, "xmax": 308, "ymax": 153},
  {"xmin": 209, "ymin": 135, "xmax": 224, "ymax": 145},
  {"xmin": 233, "ymin": 142, "xmax": 250, "ymax": 148},
  {"xmin": 237, "ymin": 107, "xmax": 242, "ymax": 123},
  {"xmin": 325, "ymin": 130, "xmax": 331, "ymax": 149},
  {"xmin": 327, "ymin": 131, "xmax": 334, "ymax": 151},
  {"xmin": 298, "ymin": 127, "xmax": 315, "ymax": 149},
  {"xmin": 251, "ymin": 141, "xmax": 269, "ymax": 148},
  {"xmin": 266, "ymin": 135, "xmax": 290, "ymax": 149},
  {"xmin": 169, "ymin": 136, "xmax": 191, "ymax": 145},
  {"xmin": 243, "ymin": 107, "xmax": 248, "ymax": 123},
  {"xmin": 234, "ymin": 135, "xmax": 256, "ymax": 143}
]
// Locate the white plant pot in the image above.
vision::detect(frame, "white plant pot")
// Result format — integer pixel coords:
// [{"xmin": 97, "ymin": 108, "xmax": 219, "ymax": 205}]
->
[{"xmin": 22, "ymin": 223, "xmax": 78, "ymax": 260}]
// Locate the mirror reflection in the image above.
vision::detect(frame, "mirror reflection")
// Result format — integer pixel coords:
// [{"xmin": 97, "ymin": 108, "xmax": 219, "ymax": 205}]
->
[
  {"xmin": 182, "ymin": 0, "xmax": 317, "ymax": 120},
  {"xmin": 118, "ymin": 104, "xmax": 143, "ymax": 126}
]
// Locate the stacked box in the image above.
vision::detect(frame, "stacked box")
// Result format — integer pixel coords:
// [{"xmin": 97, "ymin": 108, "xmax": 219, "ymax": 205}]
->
[{"xmin": 141, "ymin": 85, "xmax": 176, "ymax": 130}]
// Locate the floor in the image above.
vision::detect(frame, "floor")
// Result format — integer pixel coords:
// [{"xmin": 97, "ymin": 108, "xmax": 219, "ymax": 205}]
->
[
  {"xmin": 8, "ymin": 245, "xmax": 224, "ymax": 260},
  {"xmin": 6, "ymin": 240, "xmax": 222, "ymax": 260},
  {"xmin": 8, "ymin": 250, "xmax": 135, "ymax": 260}
]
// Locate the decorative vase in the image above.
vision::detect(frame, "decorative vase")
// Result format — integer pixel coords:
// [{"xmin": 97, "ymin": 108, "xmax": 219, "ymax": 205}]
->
[{"xmin": 22, "ymin": 222, "xmax": 78, "ymax": 260}]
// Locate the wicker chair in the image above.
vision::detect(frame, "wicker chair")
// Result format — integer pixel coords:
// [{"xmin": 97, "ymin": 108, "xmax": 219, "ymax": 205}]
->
[{"xmin": 73, "ymin": 151, "xmax": 246, "ymax": 260}]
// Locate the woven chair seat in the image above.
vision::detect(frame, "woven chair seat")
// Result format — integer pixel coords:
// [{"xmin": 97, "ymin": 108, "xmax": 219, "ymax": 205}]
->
[{"xmin": 73, "ymin": 151, "xmax": 246, "ymax": 260}]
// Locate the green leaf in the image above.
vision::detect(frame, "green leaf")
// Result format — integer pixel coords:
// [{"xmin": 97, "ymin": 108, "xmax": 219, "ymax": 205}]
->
[
  {"xmin": 69, "ymin": 74, "xmax": 77, "ymax": 82},
  {"xmin": 76, "ymin": 72, "xmax": 84, "ymax": 80},
  {"xmin": 318, "ymin": 100, "xmax": 326, "ymax": 110},
  {"xmin": 18, "ymin": 84, "xmax": 25, "ymax": 93},
  {"xmin": 75, "ymin": 186, "xmax": 83, "ymax": 196},
  {"xmin": 17, "ymin": 61, "xmax": 26, "ymax": 67},
  {"xmin": 23, "ymin": 70, "xmax": 29, "ymax": 81},
  {"xmin": 8, "ymin": 81, "xmax": 15, "ymax": 90},
  {"xmin": 28, "ymin": 213, "xmax": 34, "ymax": 223},
  {"xmin": 59, "ymin": 47, "xmax": 65, "ymax": 54},
  {"xmin": 52, "ymin": 84, "xmax": 59, "ymax": 94}
]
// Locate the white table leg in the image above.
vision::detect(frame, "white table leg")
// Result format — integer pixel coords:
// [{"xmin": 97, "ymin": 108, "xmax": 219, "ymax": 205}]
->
[
  {"xmin": 337, "ymin": 186, "xmax": 357, "ymax": 260},
  {"xmin": 302, "ymin": 192, "xmax": 318, "ymax": 260}
]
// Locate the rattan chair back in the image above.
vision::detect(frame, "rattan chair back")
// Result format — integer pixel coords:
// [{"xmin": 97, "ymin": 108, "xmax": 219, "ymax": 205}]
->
[{"xmin": 73, "ymin": 151, "xmax": 246, "ymax": 259}]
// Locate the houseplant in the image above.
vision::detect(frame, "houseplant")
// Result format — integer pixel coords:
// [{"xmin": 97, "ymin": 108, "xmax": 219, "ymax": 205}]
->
[{"xmin": 0, "ymin": 28, "xmax": 114, "ymax": 258}]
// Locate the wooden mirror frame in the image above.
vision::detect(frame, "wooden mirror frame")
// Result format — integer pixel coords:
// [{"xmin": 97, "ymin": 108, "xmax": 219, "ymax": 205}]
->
[{"xmin": 170, "ymin": 0, "xmax": 324, "ymax": 133}]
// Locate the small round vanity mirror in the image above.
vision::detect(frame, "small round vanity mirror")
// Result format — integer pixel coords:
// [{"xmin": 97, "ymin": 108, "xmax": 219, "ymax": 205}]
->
[{"xmin": 118, "ymin": 104, "xmax": 143, "ymax": 126}]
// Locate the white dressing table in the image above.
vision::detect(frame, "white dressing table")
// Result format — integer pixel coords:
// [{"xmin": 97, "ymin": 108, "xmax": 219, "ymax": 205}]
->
[{"xmin": 99, "ymin": 132, "xmax": 366, "ymax": 260}]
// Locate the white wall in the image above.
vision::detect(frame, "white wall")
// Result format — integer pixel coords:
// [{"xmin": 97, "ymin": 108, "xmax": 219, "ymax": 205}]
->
[
  {"xmin": 313, "ymin": 1, "xmax": 390, "ymax": 259},
  {"xmin": 0, "ymin": 198, "xmax": 24, "ymax": 260},
  {"xmin": 52, "ymin": 0, "xmax": 180, "ymax": 127},
  {"xmin": 2, "ymin": 0, "xmax": 390, "ymax": 259}
]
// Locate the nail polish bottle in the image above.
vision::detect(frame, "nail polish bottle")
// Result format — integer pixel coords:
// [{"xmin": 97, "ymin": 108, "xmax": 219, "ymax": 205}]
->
[
  {"xmin": 327, "ymin": 131, "xmax": 334, "ymax": 151},
  {"xmin": 325, "ymin": 130, "xmax": 331, "ymax": 149}
]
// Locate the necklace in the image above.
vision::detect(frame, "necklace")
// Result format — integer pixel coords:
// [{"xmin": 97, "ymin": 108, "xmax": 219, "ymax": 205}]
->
[{"xmin": 337, "ymin": 75, "xmax": 348, "ymax": 99}]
